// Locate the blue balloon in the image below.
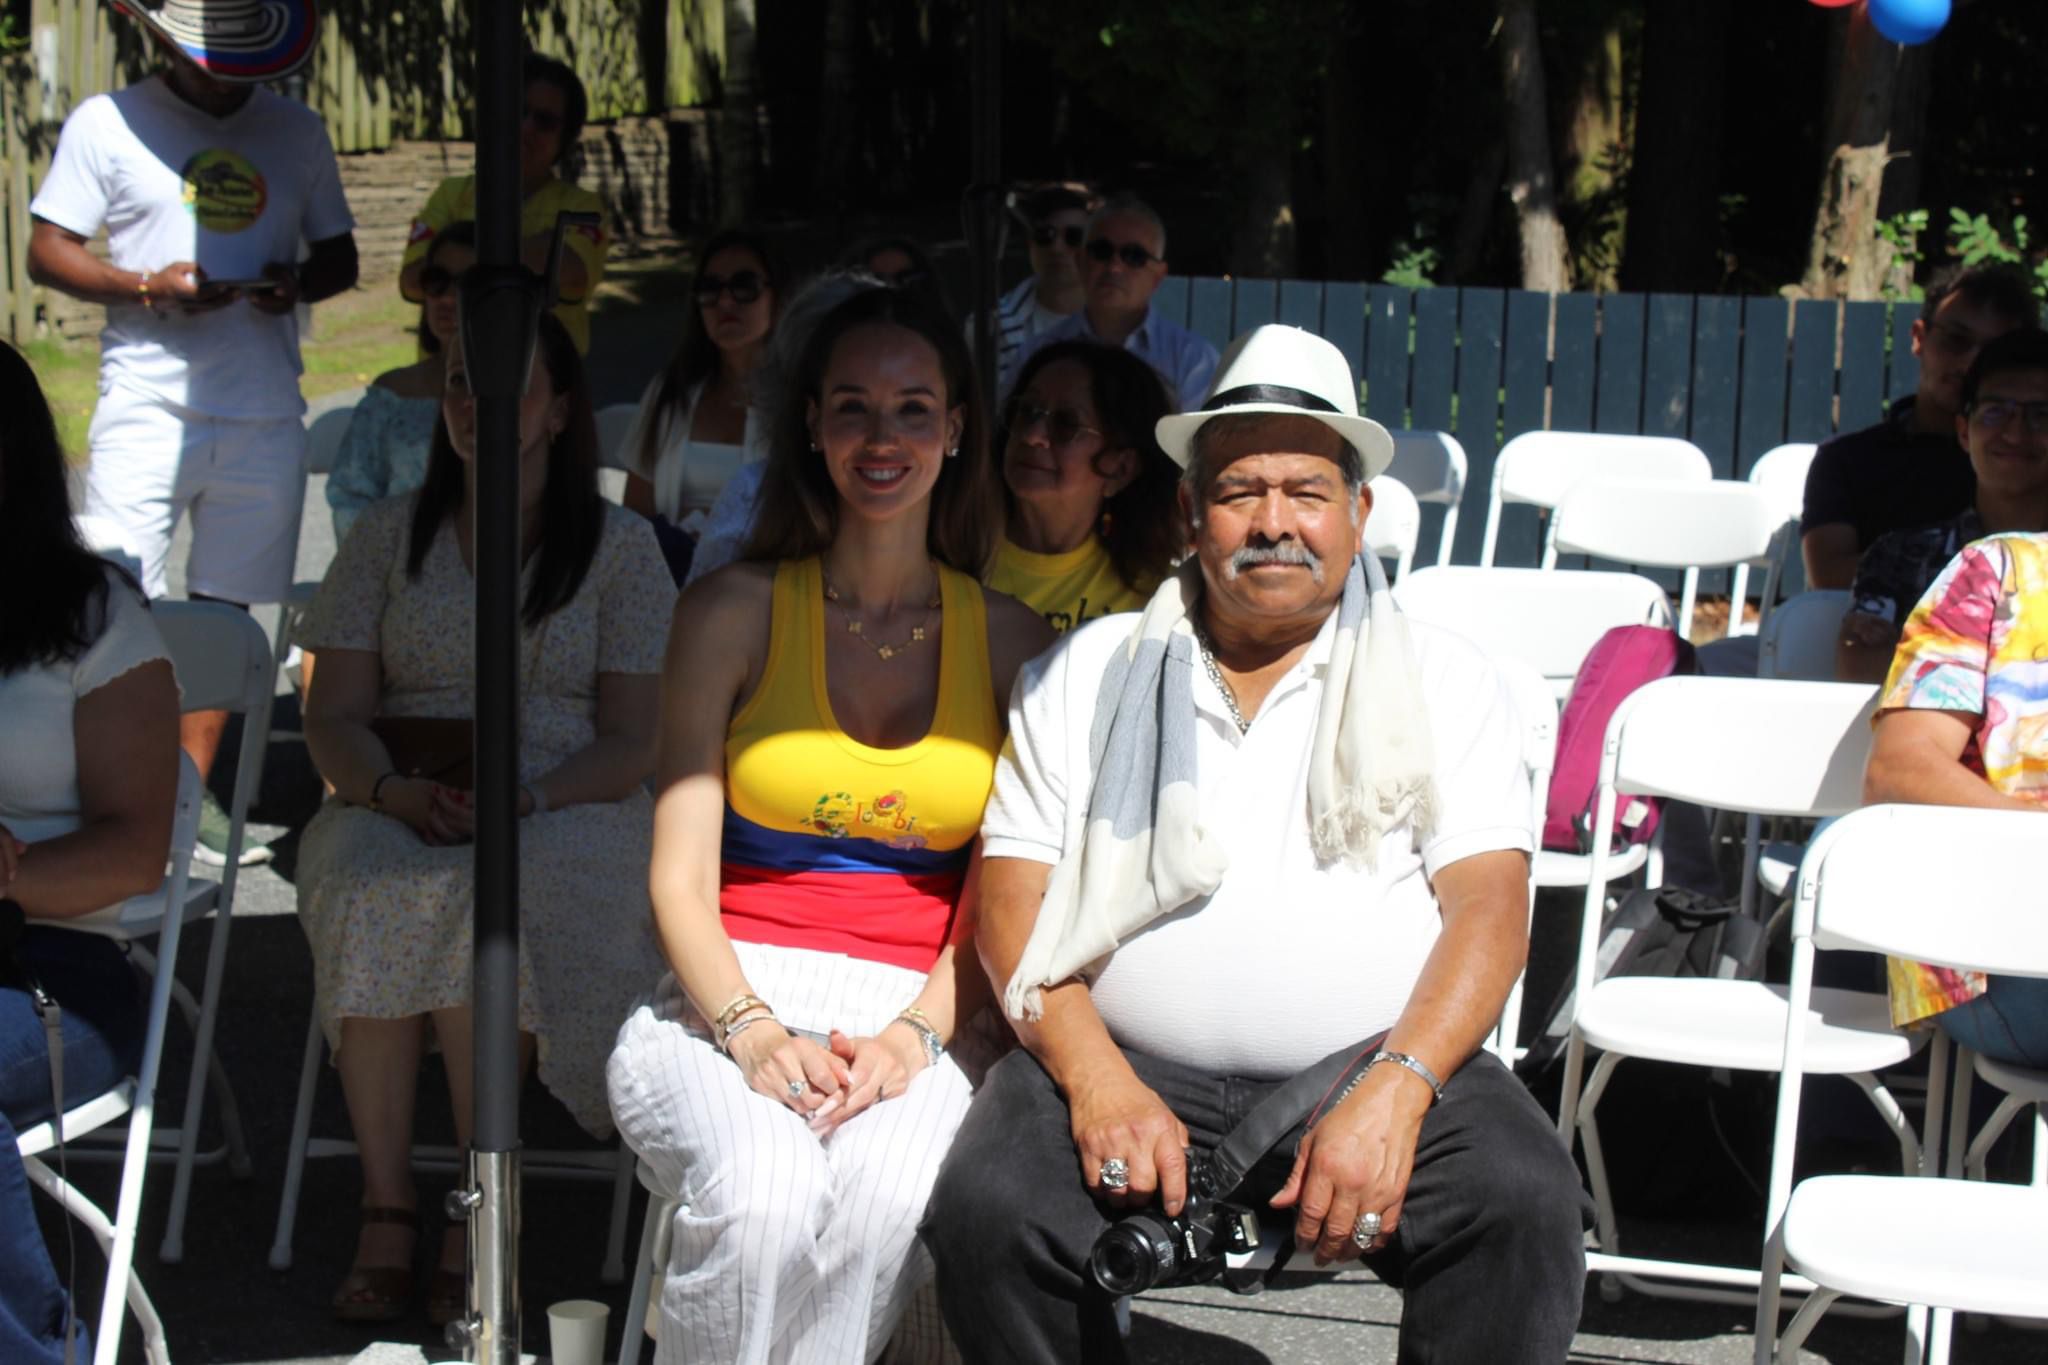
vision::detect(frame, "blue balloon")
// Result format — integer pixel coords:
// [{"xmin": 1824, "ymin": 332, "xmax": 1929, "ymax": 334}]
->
[{"xmin": 1869, "ymin": 0, "xmax": 1950, "ymax": 46}]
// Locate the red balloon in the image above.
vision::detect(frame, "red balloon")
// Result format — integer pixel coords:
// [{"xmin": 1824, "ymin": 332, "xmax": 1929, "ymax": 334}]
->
[{"xmin": 1809, "ymin": 0, "xmax": 1859, "ymax": 7}]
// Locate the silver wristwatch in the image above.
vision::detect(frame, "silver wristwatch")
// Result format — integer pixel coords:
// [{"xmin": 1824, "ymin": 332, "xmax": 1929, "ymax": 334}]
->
[{"xmin": 894, "ymin": 1013, "xmax": 944, "ymax": 1068}]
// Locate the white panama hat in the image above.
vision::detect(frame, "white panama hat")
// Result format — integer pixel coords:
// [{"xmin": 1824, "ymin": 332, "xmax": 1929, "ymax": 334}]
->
[{"xmin": 1155, "ymin": 324, "xmax": 1394, "ymax": 480}]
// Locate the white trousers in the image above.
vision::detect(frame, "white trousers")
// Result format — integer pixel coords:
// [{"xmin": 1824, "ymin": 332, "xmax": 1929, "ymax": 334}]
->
[{"xmin": 609, "ymin": 943, "xmax": 974, "ymax": 1365}]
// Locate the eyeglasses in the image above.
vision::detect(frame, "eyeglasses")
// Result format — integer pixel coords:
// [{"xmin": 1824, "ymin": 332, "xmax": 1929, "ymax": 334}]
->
[
  {"xmin": 1007, "ymin": 399, "xmax": 1101, "ymax": 447},
  {"xmin": 1969, "ymin": 397, "xmax": 2048, "ymax": 432},
  {"xmin": 1086, "ymin": 238, "xmax": 1161, "ymax": 270},
  {"xmin": 695, "ymin": 270, "xmax": 768, "ymax": 306},
  {"xmin": 421, "ymin": 264, "xmax": 465, "ymax": 298},
  {"xmin": 523, "ymin": 104, "xmax": 564, "ymax": 135},
  {"xmin": 1032, "ymin": 224, "xmax": 1086, "ymax": 249}
]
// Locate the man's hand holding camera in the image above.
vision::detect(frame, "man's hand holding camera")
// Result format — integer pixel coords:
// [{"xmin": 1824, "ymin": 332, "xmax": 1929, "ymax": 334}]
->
[
  {"xmin": 1070, "ymin": 1061, "xmax": 1190, "ymax": 1215},
  {"xmin": 1270, "ymin": 1057, "xmax": 1432, "ymax": 1266}
]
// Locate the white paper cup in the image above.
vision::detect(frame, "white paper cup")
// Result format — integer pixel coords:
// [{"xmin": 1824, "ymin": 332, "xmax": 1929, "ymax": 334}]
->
[{"xmin": 548, "ymin": 1298, "xmax": 610, "ymax": 1365}]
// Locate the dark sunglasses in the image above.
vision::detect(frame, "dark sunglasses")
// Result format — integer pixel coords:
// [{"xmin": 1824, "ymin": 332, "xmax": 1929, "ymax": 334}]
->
[
  {"xmin": 421, "ymin": 264, "xmax": 465, "ymax": 298},
  {"xmin": 523, "ymin": 104, "xmax": 564, "ymax": 135},
  {"xmin": 1007, "ymin": 399, "xmax": 1100, "ymax": 447},
  {"xmin": 1970, "ymin": 397, "xmax": 2048, "ymax": 432},
  {"xmin": 695, "ymin": 270, "xmax": 768, "ymax": 306},
  {"xmin": 1032, "ymin": 224, "xmax": 1086, "ymax": 249},
  {"xmin": 1086, "ymin": 238, "xmax": 1160, "ymax": 270}
]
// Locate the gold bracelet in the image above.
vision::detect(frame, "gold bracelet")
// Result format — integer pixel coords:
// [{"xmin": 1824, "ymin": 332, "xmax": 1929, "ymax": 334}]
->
[{"xmin": 713, "ymin": 992, "xmax": 770, "ymax": 1033}]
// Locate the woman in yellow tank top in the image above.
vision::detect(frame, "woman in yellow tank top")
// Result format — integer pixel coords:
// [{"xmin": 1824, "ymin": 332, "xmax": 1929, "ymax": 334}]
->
[
  {"xmin": 608, "ymin": 284, "xmax": 1054, "ymax": 1363},
  {"xmin": 991, "ymin": 339, "xmax": 1186, "ymax": 632}
]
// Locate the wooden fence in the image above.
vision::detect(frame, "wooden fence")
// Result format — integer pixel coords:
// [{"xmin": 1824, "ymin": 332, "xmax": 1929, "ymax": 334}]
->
[{"xmin": 1150, "ymin": 278, "xmax": 1918, "ymax": 569}]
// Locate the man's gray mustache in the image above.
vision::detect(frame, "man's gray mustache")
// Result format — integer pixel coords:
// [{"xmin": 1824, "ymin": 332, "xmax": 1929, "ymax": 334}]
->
[{"xmin": 1225, "ymin": 541, "xmax": 1324, "ymax": 583}]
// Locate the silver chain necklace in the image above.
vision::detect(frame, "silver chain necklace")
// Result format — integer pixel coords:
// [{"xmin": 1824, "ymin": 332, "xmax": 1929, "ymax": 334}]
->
[{"xmin": 1193, "ymin": 628, "xmax": 1250, "ymax": 734}]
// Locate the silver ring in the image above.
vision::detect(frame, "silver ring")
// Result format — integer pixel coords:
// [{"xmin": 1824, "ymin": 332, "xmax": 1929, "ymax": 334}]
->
[
  {"xmin": 1352, "ymin": 1211, "xmax": 1382, "ymax": 1249},
  {"xmin": 1098, "ymin": 1157, "xmax": 1130, "ymax": 1190},
  {"xmin": 787, "ymin": 1080, "xmax": 807, "ymax": 1100}
]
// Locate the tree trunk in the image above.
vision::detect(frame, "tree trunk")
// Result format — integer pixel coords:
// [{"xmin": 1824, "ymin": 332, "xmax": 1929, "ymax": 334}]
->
[
  {"xmin": 1558, "ymin": 18, "xmax": 1627, "ymax": 291},
  {"xmin": 810, "ymin": 0, "xmax": 860, "ymax": 210},
  {"xmin": 715, "ymin": 0, "xmax": 761, "ymax": 227},
  {"xmin": 1801, "ymin": 8, "xmax": 1900, "ymax": 300},
  {"xmin": 1231, "ymin": 148, "xmax": 1296, "ymax": 279},
  {"xmin": 1497, "ymin": 0, "xmax": 1571, "ymax": 293},
  {"xmin": 1447, "ymin": 143, "xmax": 1505, "ymax": 284},
  {"xmin": 1619, "ymin": 1, "xmax": 1726, "ymax": 293}
]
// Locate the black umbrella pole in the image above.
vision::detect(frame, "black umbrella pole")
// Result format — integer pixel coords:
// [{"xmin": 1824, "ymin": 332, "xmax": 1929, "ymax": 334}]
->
[
  {"xmin": 968, "ymin": 0, "xmax": 1001, "ymax": 408},
  {"xmin": 450, "ymin": 0, "xmax": 527, "ymax": 1359}
]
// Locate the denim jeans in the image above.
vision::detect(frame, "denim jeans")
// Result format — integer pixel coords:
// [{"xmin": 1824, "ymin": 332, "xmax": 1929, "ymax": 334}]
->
[
  {"xmin": 1, "ymin": 928, "xmax": 146, "ymax": 1365},
  {"xmin": 921, "ymin": 1044, "xmax": 1591, "ymax": 1364},
  {"xmin": 1939, "ymin": 975, "xmax": 2048, "ymax": 1070}
]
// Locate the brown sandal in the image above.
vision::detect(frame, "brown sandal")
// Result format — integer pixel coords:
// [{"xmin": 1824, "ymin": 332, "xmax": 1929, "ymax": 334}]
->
[{"xmin": 331, "ymin": 1206, "xmax": 419, "ymax": 1323}]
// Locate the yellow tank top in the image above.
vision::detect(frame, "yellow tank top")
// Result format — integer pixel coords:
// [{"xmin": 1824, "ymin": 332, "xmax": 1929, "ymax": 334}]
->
[{"xmin": 725, "ymin": 556, "xmax": 1001, "ymax": 858}]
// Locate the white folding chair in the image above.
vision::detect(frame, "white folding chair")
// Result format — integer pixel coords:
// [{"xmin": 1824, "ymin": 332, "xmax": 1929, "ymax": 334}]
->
[
  {"xmin": 1478, "ymin": 431, "xmax": 1712, "ymax": 568},
  {"xmin": 1394, "ymin": 564, "xmax": 1673, "ymax": 701},
  {"xmin": 273, "ymin": 402, "xmax": 357, "ymax": 681},
  {"xmin": 597, "ymin": 401, "xmax": 641, "ymax": 505},
  {"xmin": 20, "ymin": 755, "xmax": 203, "ymax": 1365},
  {"xmin": 1544, "ymin": 479, "xmax": 1791, "ymax": 641},
  {"xmin": 1489, "ymin": 656, "xmax": 1556, "ymax": 1063},
  {"xmin": 1757, "ymin": 805, "xmax": 2048, "ymax": 1365},
  {"xmin": 1385, "ymin": 429, "xmax": 1468, "ymax": 567},
  {"xmin": 75, "ymin": 514, "xmax": 145, "ymax": 582},
  {"xmin": 1747, "ymin": 590, "xmax": 1858, "ymax": 902},
  {"xmin": 1556, "ymin": 677, "xmax": 1921, "ymax": 1311},
  {"xmin": 1364, "ymin": 474, "xmax": 1422, "ymax": 584},
  {"xmin": 1747, "ymin": 443, "xmax": 1815, "ymax": 525},
  {"xmin": 147, "ymin": 602, "xmax": 275, "ymax": 1262}
]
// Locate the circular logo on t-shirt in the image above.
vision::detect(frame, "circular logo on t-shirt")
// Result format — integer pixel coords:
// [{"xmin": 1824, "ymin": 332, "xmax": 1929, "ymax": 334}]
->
[{"xmin": 180, "ymin": 149, "xmax": 267, "ymax": 233}]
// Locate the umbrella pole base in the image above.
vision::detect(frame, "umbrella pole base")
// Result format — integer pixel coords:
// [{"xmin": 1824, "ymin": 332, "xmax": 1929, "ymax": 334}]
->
[{"xmin": 445, "ymin": 1146, "xmax": 522, "ymax": 1363}]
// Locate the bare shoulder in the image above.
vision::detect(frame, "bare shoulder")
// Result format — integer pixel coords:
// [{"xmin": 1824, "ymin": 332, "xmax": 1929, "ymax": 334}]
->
[
  {"xmin": 980, "ymin": 586, "xmax": 1058, "ymax": 707},
  {"xmin": 668, "ymin": 560, "xmax": 776, "ymax": 683},
  {"xmin": 371, "ymin": 361, "xmax": 439, "ymax": 400}
]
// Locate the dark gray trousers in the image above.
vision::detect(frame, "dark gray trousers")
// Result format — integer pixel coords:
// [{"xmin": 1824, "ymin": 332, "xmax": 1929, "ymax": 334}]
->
[{"xmin": 921, "ymin": 1043, "xmax": 1590, "ymax": 1364}]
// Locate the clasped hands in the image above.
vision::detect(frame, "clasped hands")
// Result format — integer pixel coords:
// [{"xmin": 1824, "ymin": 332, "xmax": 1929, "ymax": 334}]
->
[
  {"xmin": 727, "ymin": 1018, "xmax": 932, "ymax": 1136},
  {"xmin": 381, "ymin": 777, "xmax": 540, "ymax": 846},
  {"xmin": 1070, "ymin": 1062, "xmax": 1431, "ymax": 1266}
]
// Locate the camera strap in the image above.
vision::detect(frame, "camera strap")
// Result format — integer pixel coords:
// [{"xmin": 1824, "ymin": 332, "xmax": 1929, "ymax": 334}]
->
[{"xmin": 1204, "ymin": 1029, "xmax": 1389, "ymax": 1198}]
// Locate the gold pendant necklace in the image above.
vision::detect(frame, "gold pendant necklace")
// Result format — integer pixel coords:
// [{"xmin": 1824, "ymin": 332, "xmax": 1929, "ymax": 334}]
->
[{"xmin": 821, "ymin": 565, "xmax": 942, "ymax": 662}]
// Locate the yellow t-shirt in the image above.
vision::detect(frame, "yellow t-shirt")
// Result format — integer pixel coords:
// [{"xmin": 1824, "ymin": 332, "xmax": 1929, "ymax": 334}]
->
[
  {"xmin": 988, "ymin": 535, "xmax": 1149, "ymax": 633},
  {"xmin": 402, "ymin": 174, "xmax": 608, "ymax": 353}
]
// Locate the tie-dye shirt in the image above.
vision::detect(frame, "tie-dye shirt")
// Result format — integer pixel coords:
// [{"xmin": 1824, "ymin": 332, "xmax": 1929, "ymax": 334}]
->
[{"xmin": 1878, "ymin": 531, "xmax": 2048, "ymax": 1027}]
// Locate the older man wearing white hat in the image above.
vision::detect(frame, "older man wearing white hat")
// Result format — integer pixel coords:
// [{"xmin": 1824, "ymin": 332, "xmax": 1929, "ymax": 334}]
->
[{"xmin": 923, "ymin": 325, "xmax": 1587, "ymax": 1361}]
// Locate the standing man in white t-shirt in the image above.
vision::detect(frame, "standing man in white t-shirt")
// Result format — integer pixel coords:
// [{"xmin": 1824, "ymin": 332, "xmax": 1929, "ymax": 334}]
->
[
  {"xmin": 923, "ymin": 327, "xmax": 1588, "ymax": 1361},
  {"xmin": 29, "ymin": 0, "xmax": 357, "ymax": 864}
]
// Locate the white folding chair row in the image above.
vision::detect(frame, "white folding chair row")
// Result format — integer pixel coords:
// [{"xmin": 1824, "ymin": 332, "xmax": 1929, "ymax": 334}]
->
[
  {"xmin": 273, "ymin": 402, "xmax": 357, "ymax": 686},
  {"xmin": 1488, "ymin": 656, "xmax": 1557, "ymax": 1063},
  {"xmin": 1542, "ymin": 479, "xmax": 1791, "ymax": 641},
  {"xmin": 1363, "ymin": 474, "xmax": 1421, "ymax": 584},
  {"xmin": 1479, "ymin": 431, "xmax": 1712, "ymax": 569},
  {"xmin": 1750, "ymin": 590, "xmax": 1857, "ymax": 900},
  {"xmin": 1746, "ymin": 443, "xmax": 1815, "ymax": 526},
  {"xmin": 1758, "ymin": 805, "xmax": 2048, "ymax": 1364},
  {"xmin": 1394, "ymin": 564, "xmax": 1673, "ymax": 702},
  {"xmin": 19, "ymin": 754, "xmax": 204, "ymax": 1365},
  {"xmin": 1384, "ymin": 429, "xmax": 1469, "ymax": 567},
  {"xmin": 1557, "ymin": 677, "xmax": 1906, "ymax": 1311}
]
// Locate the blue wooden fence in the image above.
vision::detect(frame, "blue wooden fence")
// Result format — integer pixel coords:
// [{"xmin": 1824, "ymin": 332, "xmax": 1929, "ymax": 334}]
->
[{"xmin": 1149, "ymin": 279, "xmax": 1920, "ymax": 572}]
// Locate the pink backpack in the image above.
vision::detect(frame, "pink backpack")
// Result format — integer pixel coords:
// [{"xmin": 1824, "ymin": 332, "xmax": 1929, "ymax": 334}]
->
[{"xmin": 1542, "ymin": 624, "xmax": 1697, "ymax": 853}]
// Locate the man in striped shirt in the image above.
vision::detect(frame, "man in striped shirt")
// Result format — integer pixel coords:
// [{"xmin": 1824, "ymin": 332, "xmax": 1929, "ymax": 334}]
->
[{"xmin": 991, "ymin": 186, "xmax": 1096, "ymax": 397}]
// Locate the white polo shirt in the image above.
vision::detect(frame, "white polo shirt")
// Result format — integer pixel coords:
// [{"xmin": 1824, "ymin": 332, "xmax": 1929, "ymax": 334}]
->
[{"xmin": 983, "ymin": 610, "xmax": 1532, "ymax": 1079}]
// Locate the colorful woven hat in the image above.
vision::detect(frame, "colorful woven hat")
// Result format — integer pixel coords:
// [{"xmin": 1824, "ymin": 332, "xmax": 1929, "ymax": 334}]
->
[{"xmin": 111, "ymin": 0, "xmax": 320, "ymax": 84}]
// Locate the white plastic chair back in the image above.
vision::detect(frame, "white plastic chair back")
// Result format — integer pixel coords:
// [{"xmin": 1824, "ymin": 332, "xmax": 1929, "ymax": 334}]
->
[
  {"xmin": 1393, "ymin": 564, "xmax": 1672, "ymax": 696},
  {"xmin": 153, "ymin": 601, "xmax": 275, "ymax": 716},
  {"xmin": 1544, "ymin": 479, "xmax": 1789, "ymax": 639},
  {"xmin": 1363, "ymin": 475, "xmax": 1421, "ymax": 583},
  {"xmin": 1756, "ymin": 589, "xmax": 1852, "ymax": 682},
  {"xmin": 75, "ymin": 513, "xmax": 145, "ymax": 581},
  {"xmin": 1385, "ymin": 430, "xmax": 1468, "ymax": 566},
  {"xmin": 1754, "ymin": 805, "xmax": 2048, "ymax": 1357},
  {"xmin": 596, "ymin": 402, "xmax": 640, "ymax": 505},
  {"xmin": 1479, "ymin": 432, "xmax": 1712, "ymax": 566},
  {"xmin": 304, "ymin": 405, "xmax": 355, "ymax": 477},
  {"xmin": 1746, "ymin": 442, "xmax": 1816, "ymax": 524}
]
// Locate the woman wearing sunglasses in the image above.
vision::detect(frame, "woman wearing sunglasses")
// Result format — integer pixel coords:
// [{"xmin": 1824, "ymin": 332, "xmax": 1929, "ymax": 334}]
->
[
  {"xmin": 621, "ymin": 229, "xmax": 779, "ymax": 567},
  {"xmin": 990, "ymin": 339, "xmax": 1184, "ymax": 630},
  {"xmin": 396, "ymin": 54, "xmax": 607, "ymax": 353},
  {"xmin": 327, "ymin": 223, "xmax": 476, "ymax": 541},
  {"xmin": 991, "ymin": 185, "xmax": 1094, "ymax": 396}
]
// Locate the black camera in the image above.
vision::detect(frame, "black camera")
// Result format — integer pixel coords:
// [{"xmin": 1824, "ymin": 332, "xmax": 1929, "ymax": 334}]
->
[{"xmin": 1086, "ymin": 1151, "xmax": 1262, "ymax": 1295}]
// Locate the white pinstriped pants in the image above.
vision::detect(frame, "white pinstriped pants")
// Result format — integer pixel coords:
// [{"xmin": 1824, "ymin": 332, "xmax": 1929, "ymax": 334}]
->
[{"xmin": 608, "ymin": 942, "xmax": 974, "ymax": 1365}]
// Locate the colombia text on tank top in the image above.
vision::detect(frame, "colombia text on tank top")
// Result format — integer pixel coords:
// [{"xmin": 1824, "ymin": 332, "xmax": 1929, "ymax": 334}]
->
[{"xmin": 720, "ymin": 556, "xmax": 1001, "ymax": 971}]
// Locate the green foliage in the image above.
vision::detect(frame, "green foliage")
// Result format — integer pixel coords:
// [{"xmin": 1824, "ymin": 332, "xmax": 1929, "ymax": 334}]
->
[
  {"xmin": 1942, "ymin": 209, "xmax": 2048, "ymax": 301},
  {"xmin": 1875, "ymin": 209, "xmax": 1928, "ymax": 301}
]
